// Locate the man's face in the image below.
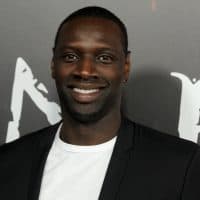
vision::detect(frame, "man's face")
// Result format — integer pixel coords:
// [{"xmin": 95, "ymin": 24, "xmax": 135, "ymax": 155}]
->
[{"xmin": 52, "ymin": 17, "xmax": 130, "ymax": 123}]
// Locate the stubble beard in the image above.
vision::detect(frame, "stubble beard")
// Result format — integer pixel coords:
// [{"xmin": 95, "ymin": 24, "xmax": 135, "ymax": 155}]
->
[{"xmin": 58, "ymin": 85, "xmax": 121, "ymax": 124}]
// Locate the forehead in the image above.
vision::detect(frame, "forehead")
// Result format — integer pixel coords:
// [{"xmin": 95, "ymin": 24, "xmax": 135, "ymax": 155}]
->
[{"xmin": 56, "ymin": 17, "xmax": 124, "ymax": 52}]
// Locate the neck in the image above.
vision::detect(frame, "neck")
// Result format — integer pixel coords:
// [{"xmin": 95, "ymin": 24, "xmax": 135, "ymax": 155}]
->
[{"xmin": 60, "ymin": 110, "xmax": 121, "ymax": 145}]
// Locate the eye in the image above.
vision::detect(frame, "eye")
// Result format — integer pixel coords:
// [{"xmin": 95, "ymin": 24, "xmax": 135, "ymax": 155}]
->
[
  {"xmin": 96, "ymin": 54, "xmax": 114, "ymax": 64},
  {"xmin": 63, "ymin": 53, "xmax": 79, "ymax": 63}
]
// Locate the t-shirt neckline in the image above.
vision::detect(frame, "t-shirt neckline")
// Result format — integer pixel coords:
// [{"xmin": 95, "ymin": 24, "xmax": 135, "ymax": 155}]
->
[{"xmin": 54, "ymin": 124, "xmax": 117, "ymax": 153}]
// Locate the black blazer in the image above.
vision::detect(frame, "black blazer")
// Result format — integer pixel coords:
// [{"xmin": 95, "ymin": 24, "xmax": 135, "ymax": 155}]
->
[{"xmin": 0, "ymin": 118, "xmax": 200, "ymax": 200}]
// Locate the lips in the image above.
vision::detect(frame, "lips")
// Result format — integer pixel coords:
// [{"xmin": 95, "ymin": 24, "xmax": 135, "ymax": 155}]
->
[
  {"xmin": 69, "ymin": 87, "xmax": 102, "ymax": 103},
  {"xmin": 67, "ymin": 82, "xmax": 107, "ymax": 103},
  {"xmin": 73, "ymin": 88, "xmax": 99, "ymax": 94}
]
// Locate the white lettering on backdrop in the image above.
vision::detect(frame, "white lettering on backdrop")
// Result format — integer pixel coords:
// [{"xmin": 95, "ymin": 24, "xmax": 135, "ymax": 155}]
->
[
  {"xmin": 171, "ymin": 72, "xmax": 200, "ymax": 143},
  {"xmin": 6, "ymin": 57, "xmax": 61, "ymax": 143}
]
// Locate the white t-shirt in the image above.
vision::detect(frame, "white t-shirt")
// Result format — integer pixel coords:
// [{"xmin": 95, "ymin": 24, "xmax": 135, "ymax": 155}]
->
[{"xmin": 39, "ymin": 124, "xmax": 117, "ymax": 200}]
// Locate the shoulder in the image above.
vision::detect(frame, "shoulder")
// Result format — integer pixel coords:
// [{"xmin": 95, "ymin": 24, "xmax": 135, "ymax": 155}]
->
[
  {"xmin": 120, "ymin": 118, "xmax": 200, "ymax": 198},
  {"xmin": 0, "ymin": 122, "xmax": 60, "ymax": 161},
  {"xmin": 126, "ymin": 118, "xmax": 199, "ymax": 158}
]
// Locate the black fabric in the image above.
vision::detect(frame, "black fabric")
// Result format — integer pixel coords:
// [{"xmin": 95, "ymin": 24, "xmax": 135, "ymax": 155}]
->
[{"xmin": 0, "ymin": 118, "xmax": 200, "ymax": 200}]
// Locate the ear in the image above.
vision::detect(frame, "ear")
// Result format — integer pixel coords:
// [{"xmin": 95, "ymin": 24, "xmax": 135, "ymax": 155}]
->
[
  {"xmin": 51, "ymin": 47, "xmax": 57, "ymax": 79},
  {"xmin": 123, "ymin": 51, "xmax": 131, "ymax": 81},
  {"xmin": 51, "ymin": 59, "xmax": 56, "ymax": 79}
]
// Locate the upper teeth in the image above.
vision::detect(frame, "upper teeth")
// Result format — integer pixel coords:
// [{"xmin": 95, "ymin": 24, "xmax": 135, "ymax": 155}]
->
[{"xmin": 73, "ymin": 88, "xmax": 99, "ymax": 94}]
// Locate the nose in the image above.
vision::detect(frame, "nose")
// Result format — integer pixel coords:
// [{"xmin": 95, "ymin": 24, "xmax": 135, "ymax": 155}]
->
[{"xmin": 74, "ymin": 56, "xmax": 97, "ymax": 79}]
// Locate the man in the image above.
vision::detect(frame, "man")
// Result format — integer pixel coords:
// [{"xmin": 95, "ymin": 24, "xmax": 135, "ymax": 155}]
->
[{"xmin": 0, "ymin": 6, "xmax": 200, "ymax": 200}]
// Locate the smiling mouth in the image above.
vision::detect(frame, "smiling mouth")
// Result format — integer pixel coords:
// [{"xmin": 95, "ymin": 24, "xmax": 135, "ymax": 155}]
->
[
  {"xmin": 73, "ymin": 88, "xmax": 99, "ymax": 94},
  {"xmin": 68, "ymin": 84, "xmax": 106, "ymax": 103}
]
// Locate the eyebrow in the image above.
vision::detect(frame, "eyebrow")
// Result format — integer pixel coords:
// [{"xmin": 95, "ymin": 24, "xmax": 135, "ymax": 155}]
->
[{"xmin": 58, "ymin": 45, "xmax": 120, "ymax": 54}]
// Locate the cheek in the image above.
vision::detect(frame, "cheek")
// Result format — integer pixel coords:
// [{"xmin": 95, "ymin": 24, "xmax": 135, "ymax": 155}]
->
[
  {"xmin": 98, "ymin": 67, "xmax": 124, "ymax": 84},
  {"xmin": 54, "ymin": 64, "xmax": 73, "ymax": 80}
]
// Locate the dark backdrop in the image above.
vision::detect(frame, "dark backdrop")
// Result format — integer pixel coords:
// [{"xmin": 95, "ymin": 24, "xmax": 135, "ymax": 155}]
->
[{"xmin": 1, "ymin": 0, "xmax": 200, "ymax": 144}]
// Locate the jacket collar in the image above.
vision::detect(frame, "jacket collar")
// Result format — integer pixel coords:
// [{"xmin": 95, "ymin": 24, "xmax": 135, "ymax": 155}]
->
[
  {"xmin": 28, "ymin": 122, "xmax": 61, "ymax": 200},
  {"xmin": 98, "ymin": 117, "xmax": 134, "ymax": 200}
]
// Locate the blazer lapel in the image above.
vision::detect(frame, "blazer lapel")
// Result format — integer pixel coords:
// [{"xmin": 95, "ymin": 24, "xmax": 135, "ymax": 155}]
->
[
  {"xmin": 27, "ymin": 123, "xmax": 60, "ymax": 200},
  {"xmin": 98, "ymin": 118, "xmax": 134, "ymax": 200}
]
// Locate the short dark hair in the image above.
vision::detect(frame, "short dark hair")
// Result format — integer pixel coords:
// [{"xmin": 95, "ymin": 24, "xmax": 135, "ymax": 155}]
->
[{"xmin": 54, "ymin": 6, "xmax": 128, "ymax": 54}]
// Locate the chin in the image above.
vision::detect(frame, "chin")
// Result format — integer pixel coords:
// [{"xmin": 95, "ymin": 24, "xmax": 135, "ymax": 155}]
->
[
  {"xmin": 70, "ymin": 112, "xmax": 103, "ymax": 124},
  {"xmin": 65, "ymin": 103, "xmax": 109, "ymax": 124}
]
